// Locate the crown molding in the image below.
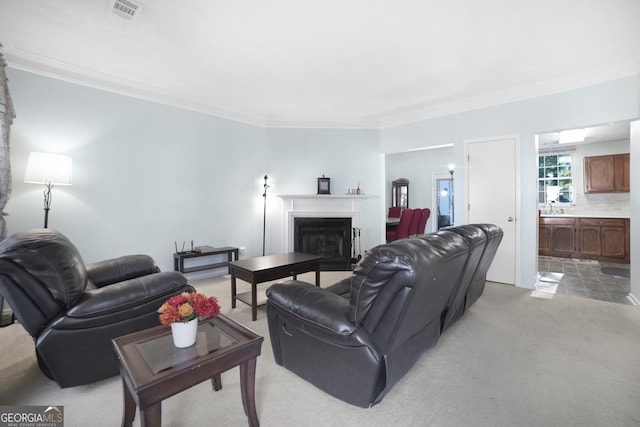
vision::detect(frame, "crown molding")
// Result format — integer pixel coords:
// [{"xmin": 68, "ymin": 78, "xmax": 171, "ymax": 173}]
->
[
  {"xmin": 5, "ymin": 49, "xmax": 269, "ymax": 127},
  {"xmin": 378, "ymin": 60, "xmax": 640, "ymax": 128},
  {"xmin": 6, "ymin": 47, "xmax": 639, "ymax": 131},
  {"xmin": 265, "ymin": 117, "xmax": 380, "ymax": 129}
]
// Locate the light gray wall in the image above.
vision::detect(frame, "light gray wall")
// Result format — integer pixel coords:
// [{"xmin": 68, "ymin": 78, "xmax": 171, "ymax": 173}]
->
[
  {"xmin": 631, "ymin": 120, "xmax": 640, "ymax": 302},
  {"xmin": 264, "ymin": 127, "xmax": 382, "ymax": 254},
  {"xmin": 380, "ymin": 76, "xmax": 640, "ymax": 289},
  {"xmin": 5, "ymin": 67, "xmax": 639, "ymax": 296},
  {"xmin": 5, "ymin": 68, "xmax": 382, "ymax": 271}
]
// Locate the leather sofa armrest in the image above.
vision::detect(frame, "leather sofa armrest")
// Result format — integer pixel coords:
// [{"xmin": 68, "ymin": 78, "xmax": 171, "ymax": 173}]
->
[
  {"xmin": 66, "ymin": 271, "xmax": 190, "ymax": 320},
  {"xmin": 267, "ymin": 281, "xmax": 355, "ymax": 335},
  {"xmin": 324, "ymin": 276, "xmax": 352, "ymax": 298},
  {"xmin": 86, "ymin": 255, "xmax": 161, "ymax": 288}
]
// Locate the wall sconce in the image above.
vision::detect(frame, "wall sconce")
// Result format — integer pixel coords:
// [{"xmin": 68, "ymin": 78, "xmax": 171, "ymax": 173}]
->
[
  {"xmin": 448, "ymin": 164, "xmax": 455, "ymax": 225},
  {"xmin": 24, "ymin": 152, "xmax": 72, "ymax": 228}
]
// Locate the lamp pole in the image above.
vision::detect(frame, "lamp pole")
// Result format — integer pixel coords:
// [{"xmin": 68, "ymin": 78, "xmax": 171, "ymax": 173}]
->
[
  {"xmin": 262, "ymin": 175, "xmax": 268, "ymax": 256},
  {"xmin": 43, "ymin": 182, "xmax": 53, "ymax": 228}
]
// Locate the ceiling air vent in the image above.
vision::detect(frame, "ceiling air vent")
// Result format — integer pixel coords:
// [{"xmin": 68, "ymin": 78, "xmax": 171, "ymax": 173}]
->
[{"xmin": 109, "ymin": 0, "xmax": 144, "ymax": 22}]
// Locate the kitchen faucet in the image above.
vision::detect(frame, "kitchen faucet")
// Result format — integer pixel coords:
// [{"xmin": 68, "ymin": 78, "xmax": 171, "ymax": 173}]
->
[{"xmin": 543, "ymin": 202, "xmax": 553, "ymax": 215}]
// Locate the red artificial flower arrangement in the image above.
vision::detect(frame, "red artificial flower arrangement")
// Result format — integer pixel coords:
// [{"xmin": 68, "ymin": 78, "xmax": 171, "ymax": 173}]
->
[{"xmin": 158, "ymin": 292, "xmax": 221, "ymax": 325}]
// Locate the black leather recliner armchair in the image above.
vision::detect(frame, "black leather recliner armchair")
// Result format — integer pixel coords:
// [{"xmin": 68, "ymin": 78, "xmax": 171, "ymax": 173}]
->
[
  {"xmin": 0, "ymin": 228, "xmax": 194, "ymax": 387},
  {"xmin": 266, "ymin": 224, "xmax": 502, "ymax": 408}
]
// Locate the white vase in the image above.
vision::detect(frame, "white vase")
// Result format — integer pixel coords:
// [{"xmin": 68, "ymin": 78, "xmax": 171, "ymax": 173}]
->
[{"xmin": 171, "ymin": 318, "xmax": 198, "ymax": 348}]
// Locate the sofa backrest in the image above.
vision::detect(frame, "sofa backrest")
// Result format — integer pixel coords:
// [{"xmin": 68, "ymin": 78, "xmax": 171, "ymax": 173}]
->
[
  {"xmin": 349, "ymin": 230, "xmax": 469, "ymax": 353},
  {"xmin": 465, "ymin": 223, "xmax": 504, "ymax": 309},
  {"xmin": 0, "ymin": 229, "xmax": 88, "ymax": 335},
  {"xmin": 439, "ymin": 225, "xmax": 487, "ymax": 332}
]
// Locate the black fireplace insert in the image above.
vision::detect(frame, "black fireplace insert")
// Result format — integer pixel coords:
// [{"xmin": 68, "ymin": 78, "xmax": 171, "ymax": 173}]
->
[{"xmin": 294, "ymin": 217, "xmax": 352, "ymax": 270}]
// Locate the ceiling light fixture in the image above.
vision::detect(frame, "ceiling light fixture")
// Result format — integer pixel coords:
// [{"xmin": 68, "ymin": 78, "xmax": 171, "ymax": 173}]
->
[{"xmin": 558, "ymin": 129, "xmax": 586, "ymax": 144}]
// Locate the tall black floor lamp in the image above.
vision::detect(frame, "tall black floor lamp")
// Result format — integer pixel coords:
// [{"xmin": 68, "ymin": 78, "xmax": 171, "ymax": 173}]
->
[
  {"xmin": 448, "ymin": 164, "xmax": 455, "ymax": 226},
  {"xmin": 262, "ymin": 175, "xmax": 269, "ymax": 256}
]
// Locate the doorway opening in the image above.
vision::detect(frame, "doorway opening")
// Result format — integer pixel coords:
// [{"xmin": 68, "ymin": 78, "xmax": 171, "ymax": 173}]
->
[
  {"xmin": 433, "ymin": 173, "xmax": 453, "ymax": 231},
  {"xmin": 535, "ymin": 121, "xmax": 632, "ymax": 303}
]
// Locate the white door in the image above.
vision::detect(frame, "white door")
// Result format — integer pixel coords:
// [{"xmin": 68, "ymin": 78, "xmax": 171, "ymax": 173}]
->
[{"xmin": 465, "ymin": 136, "xmax": 519, "ymax": 285}]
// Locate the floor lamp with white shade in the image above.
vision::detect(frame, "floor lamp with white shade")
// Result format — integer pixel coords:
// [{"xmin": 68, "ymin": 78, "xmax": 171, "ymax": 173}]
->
[{"xmin": 24, "ymin": 152, "xmax": 72, "ymax": 228}]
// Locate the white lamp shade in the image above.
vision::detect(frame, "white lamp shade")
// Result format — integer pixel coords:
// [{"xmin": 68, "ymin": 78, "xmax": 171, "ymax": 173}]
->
[{"xmin": 24, "ymin": 152, "xmax": 72, "ymax": 185}]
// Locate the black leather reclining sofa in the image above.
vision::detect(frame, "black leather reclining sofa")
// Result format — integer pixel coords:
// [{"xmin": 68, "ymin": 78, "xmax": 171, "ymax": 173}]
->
[{"xmin": 266, "ymin": 224, "xmax": 503, "ymax": 407}]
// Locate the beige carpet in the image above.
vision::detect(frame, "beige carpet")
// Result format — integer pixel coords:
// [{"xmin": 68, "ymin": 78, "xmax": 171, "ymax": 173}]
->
[{"xmin": 1, "ymin": 272, "xmax": 640, "ymax": 427}]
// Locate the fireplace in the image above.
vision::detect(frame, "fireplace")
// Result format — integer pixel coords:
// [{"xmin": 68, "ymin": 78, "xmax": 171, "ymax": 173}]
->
[
  {"xmin": 294, "ymin": 217, "xmax": 352, "ymax": 270},
  {"xmin": 279, "ymin": 194, "xmax": 368, "ymax": 269}
]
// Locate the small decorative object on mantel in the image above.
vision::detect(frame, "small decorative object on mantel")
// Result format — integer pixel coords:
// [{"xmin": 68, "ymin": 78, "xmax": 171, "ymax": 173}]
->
[
  {"xmin": 347, "ymin": 183, "xmax": 363, "ymax": 195},
  {"xmin": 317, "ymin": 175, "xmax": 331, "ymax": 195},
  {"xmin": 158, "ymin": 292, "xmax": 221, "ymax": 348}
]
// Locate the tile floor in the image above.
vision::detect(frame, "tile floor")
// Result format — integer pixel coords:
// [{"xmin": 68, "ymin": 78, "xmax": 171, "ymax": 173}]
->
[{"xmin": 537, "ymin": 256, "xmax": 632, "ymax": 305}]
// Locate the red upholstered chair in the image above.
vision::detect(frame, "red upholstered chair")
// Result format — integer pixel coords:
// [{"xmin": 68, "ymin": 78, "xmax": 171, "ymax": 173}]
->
[
  {"xmin": 408, "ymin": 208, "xmax": 422, "ymax": 237},
  {"xmin": 387, "ymin": 206, "xmax": 402, "ymax": 218},
  {"xmin": 386, "ymin": 208, "xmax": 414, "ymax": 242},
  {"xmin": 417, "ymin": 208, "xmax": 431, "ymax": 235}
]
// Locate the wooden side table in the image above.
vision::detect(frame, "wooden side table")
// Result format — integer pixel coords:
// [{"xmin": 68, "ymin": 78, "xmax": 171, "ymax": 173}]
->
[
  {"xmin": 112, "ymin": 315, "xmax": 263, "ymax": 427},
  {"xmin": 229, "ymin": 252, "xmax": 323, "ymax": 321}
]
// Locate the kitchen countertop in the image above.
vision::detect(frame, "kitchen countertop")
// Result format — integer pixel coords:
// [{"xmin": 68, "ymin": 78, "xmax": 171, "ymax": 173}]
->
[{"xmin": 540, "ymin": 212, "xmax": 630, "ymax": 219}]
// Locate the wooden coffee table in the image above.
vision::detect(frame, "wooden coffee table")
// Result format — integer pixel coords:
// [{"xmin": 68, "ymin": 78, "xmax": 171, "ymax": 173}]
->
[
  {"xmin": 229, "ymin": 252, "xmax": 323, "ymax": 321},
  {"xmin": 112, "ymin": 314, "xmax": 263, "ymax": 427}
]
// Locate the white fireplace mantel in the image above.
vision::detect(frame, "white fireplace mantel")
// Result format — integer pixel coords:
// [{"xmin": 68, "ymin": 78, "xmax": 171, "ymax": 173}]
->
[
  {"xmin": 278, "ymin": 194, "xmax": 370, "ymax": 252},
  {"xmin": 278, "ymin": 194, "xmax": 371, "ymax": 200}
]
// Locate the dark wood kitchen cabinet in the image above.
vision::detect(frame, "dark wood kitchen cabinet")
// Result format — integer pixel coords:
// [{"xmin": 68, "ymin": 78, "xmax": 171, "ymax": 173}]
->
[
  {"xmin": 539, "ymin": 216, "xmax": 630, "ymax": 262},
  {"xmin": 578, "ymin": 218, "xmax": 627, "ymax": 261},
  {"xmin": 538, "ymin": 217, "xmax": 576, "ymax": 257},
  {"xmin": 538, "ymin": 223, "xmax": 552, "ymax": 254},
  {"xmin": 584, "ymin": 153, "xmax": 630, "ymax": 193}
]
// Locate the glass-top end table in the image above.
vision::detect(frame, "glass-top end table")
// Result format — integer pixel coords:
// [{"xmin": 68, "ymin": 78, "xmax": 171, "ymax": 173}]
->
[
  {"xmin": 135, "ymin": 320, "xmax": 239, "ymax": 374},
  {"xmin": 113, "ymin": 314, "xmax": 263, "ymax": 427}
]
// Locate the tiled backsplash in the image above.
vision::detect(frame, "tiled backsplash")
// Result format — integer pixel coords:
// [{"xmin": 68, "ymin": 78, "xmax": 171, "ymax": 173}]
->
[{"xmin": 571, "ymin": 192, "xmax": 630, "ymax": 216}]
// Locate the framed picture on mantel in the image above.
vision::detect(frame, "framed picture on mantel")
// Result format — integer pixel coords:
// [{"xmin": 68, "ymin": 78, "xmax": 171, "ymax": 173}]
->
[{"xmin": 317, "ymin": 175, "xmax": 331, "ymax": 194}]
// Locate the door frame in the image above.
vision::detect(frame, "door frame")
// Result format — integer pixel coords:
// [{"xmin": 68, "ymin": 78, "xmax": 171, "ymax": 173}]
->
[
  {"xmin": 464, "ymin": 134, "xmax": 521, "ymax": 286},
  {"xmin": 431, "ymin": 172, "xmax": 452, "ymax": 233}
]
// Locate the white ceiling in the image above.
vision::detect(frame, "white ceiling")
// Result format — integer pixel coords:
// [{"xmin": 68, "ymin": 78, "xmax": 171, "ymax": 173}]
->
[
  {"xmin": 537, "ymin": 120, "xmax": 632, "ymax": 149},
  {"xmin": 1, "ymin": 0, "xmax": 639, "ymax": 128}
]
